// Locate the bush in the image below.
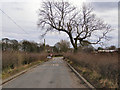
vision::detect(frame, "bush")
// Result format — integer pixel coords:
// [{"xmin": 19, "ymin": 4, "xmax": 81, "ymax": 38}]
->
[
  {"xmin": 2, "ymin": 51, "xmax": 48, "ymax": 70},
  {"xmin": 64, "ymin": 52, "xmax": 118, "ymax": 88}
]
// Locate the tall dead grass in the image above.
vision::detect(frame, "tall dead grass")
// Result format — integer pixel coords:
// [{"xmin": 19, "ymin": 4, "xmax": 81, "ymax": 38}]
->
[
  {"xmin": 2, "ymin": 51, "xmax": 48, "ymax": 70},
  {"xmin": 64, "ymin": 52, "xmax": 118, "ymax": 88}
]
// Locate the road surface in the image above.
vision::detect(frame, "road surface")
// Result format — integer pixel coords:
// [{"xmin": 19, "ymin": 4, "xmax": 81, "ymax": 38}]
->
[{"xmin": 3, "ymin": 57, "xmax": 88, "ymax": 88}]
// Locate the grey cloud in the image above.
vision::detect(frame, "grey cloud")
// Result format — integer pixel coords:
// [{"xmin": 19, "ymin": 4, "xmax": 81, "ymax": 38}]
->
[
  {"xmin": 10, "ymin": 2, "xmax": 27, "ymax": 11},
  {"xmin": 12, "ymin": 7, "xmax": 24, "ymax": 11},
  {"xmin": 3, "ymin": 2, "xmax": 26, "ymax": 11},
  {"xmin": 91, "ymin": 2, "xmax": 118, "ymax": 12},
  {"xmin": 1, "ymin": 1, "xmax": 118, "ymax": 48}
]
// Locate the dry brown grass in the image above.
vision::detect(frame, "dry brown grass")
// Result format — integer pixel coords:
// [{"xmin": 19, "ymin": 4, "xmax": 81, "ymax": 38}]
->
[
  {"xmin": 2, "ymin": 51, "xmax": 48, "ymax": 79},
  {"xmin": 64, "ymin": 52, "xmax": 118, "ymax": 88}
]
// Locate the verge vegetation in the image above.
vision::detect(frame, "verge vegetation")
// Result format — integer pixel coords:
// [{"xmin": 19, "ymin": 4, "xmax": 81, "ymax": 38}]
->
[
  {"xmin": 64, "ymin": 52, "xmax": 118, "ymax": 88},
  {"xmin": 2, "ymin": 51, "xmax": 48, "ymax": 80}
]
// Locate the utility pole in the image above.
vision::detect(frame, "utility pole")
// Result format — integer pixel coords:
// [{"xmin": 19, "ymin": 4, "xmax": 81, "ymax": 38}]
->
[{"xmin": 44, "ymin": 39, "xmax": 46, "ymax": 51}]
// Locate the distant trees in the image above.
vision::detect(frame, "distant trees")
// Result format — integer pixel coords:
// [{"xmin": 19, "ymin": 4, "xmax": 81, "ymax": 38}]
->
[
  {"xmin": 39, "ymin": 43, "xmax": 46, "ymax": 52},
  {"xmin": 107, "ymin": 45, "xmax": 116, "ymax": 50},
  {"xmin": 78, "ymin": 40, "xmax": 94, "ymax": 52},
  {"xmin": 1, "ymin": 38, "xmax": 117, "ymax": 53},
  {"xmin": 22, "ymin": 40, "xmax": 39, "ymax": 52},
  {"xmin": 2, "ymin": 38, "xmax": 9, "ymax": 51},
  {"xmin": 98, "ymin": 47, "xmax": 104, "ymax": 50},
  {"xmin": 54, "ymin": 40, "xmax": 70, "ymax": 53},
  {"xmin": 97, "ymin": 45, "xmax": 116, "ymax": 50},
  {"xmin": 10, "ymin": 40, "xmax": 19, "ymax": 51},
  {"xmin": 38, "ymin": 1, "xmax": 112, "ymax": 52},
  {"xmin": 1, "ymin": 38, "xmax": 47, "ymax": 53},
  {"xmin": 2, "ymin": 38, "xmax": 19, "ymax": 51}
]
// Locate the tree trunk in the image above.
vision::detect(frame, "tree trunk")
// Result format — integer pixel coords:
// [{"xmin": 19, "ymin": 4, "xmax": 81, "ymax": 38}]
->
[
  {"xmin": 73, "ymin": 46, "xmax": 78, "ymax": 53},
  {"xmin": 68, "ymin": 32, "xmax": 78, "ymax": 53}
]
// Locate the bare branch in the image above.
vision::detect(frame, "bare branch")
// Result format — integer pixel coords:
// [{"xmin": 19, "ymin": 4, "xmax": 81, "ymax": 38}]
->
[{"xmin": 38, "ymin": 1, "xmax": 113, "ymax": 51}]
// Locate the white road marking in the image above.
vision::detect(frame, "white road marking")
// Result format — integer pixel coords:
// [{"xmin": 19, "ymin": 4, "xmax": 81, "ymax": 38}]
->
[{"xmin": 53, "ymin": 64, "xmax": 59, "ymax": 66}]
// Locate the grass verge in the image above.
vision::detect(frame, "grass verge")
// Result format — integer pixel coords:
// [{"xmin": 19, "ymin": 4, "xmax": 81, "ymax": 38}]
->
[
  {"xmin": 2, "ymin": 60, "xmax": 45, "ymax": 80},
  {"xmin": 2, "ymin": 51, "xmax": 48, "ymax": 80},
  {"xmin": 64, "ymin": 52, "xmax": 118, "ymax": 88}
]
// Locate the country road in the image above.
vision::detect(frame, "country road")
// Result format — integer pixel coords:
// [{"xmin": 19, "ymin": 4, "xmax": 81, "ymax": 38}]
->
[{"xmin": 3, "ymin": 57, "xmax": 88, "ymax": 88}]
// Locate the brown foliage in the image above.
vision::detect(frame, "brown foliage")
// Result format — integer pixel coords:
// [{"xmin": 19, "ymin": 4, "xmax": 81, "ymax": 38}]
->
[
  {"xmin": 2, "ymin": 51, "xmax": 48, "ymax": 70},
  {"xmin": 64, "ymin": 52, "xmax": 118, "ymax": 87}
]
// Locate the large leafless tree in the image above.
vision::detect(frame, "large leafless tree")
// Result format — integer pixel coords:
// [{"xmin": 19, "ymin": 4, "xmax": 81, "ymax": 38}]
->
[{"xmin": 38, "ymin": 1, "xmax": 112, "ymax": 52}]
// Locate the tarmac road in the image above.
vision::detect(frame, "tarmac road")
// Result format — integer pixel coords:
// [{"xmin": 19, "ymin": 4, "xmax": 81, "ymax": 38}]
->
[{"xmin": 3, "ymin": 57, "xmax": 88, "ymax": 88}]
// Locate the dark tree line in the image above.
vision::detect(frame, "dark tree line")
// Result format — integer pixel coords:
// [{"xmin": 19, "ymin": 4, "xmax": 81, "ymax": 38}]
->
[
  {"xmin": 2, "ymin": 38, "xmax": 19, "ymax": 51},
  {"xmin": 1, "ymin": 38, "xmax": 71, "ymax": 53},
  {"xmin": 1, "ymin": 38, "xmax": 116, "ymax": 53},
  {"xmin": 1, "ymin": 38, "xmax": 46, "ymax": 53}
]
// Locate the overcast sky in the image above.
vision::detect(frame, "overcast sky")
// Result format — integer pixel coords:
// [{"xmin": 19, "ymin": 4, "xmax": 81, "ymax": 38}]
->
[{"xmin": 0, "ymin": 0, "xmax": 119, "ymax": 48}]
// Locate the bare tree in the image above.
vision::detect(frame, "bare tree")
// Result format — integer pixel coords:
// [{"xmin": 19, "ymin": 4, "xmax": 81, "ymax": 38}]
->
[{"xmin": 38, "ymin": 1, "xmax": 112, "ymax": 52}]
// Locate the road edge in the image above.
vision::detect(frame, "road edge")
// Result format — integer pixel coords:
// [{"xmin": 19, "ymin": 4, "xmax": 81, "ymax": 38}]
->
[
  {"xmin": 1, "ymin": 61, "xmax": 45, "ymax": 86},
  {"xmin": 67, "ymin": 63, "xmax": 95, "ymax": 89}
]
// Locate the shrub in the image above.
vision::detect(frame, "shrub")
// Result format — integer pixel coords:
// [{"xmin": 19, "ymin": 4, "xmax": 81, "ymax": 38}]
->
[
  {"xmin": 2, "ymin": 51, "xmax": 48, "ymax": 70},
  {"xmin": 64, "ymin": 52, "xmax": 118, "ymax": 88}
]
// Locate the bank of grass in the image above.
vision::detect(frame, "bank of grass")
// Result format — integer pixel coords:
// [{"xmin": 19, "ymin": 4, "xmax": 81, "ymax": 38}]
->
[
  {"xmin": 2, "ymin": 51, "xmax": 48, "ymax": 80},
  {"xmin": 64, "ymin": 52, "xmax": 118, "ymax": 88}
]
